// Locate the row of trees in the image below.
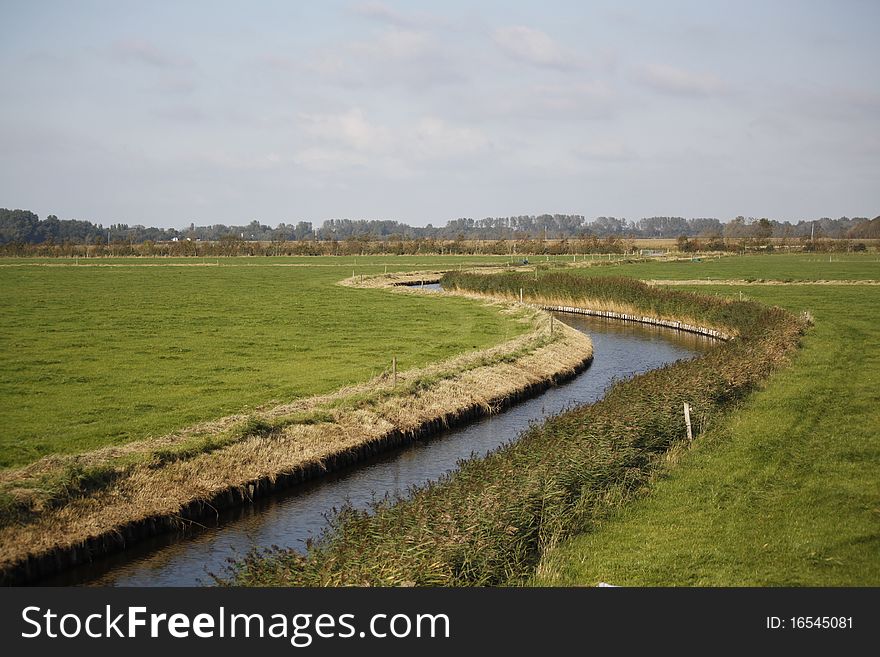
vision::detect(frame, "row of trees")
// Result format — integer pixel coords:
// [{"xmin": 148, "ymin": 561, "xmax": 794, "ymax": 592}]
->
[
  {"xmin": 1, "ymin": 208, "xmax": 877, "ymax": 247},
  {"xmin": 2, "ymin": 233, "xmax": 872, "ymax": 258}
]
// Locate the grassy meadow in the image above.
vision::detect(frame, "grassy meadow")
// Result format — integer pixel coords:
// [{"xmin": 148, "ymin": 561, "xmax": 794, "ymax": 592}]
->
[
  {"xmin": 535, "ymin": 266, "xmax": 880, "ymax": 585},
  {"xmin": 0, "ymin": 257, "xmax": 529, "ymax": 468},
  {"xmin": 570, "ymin": 252, "xmax": 879, "ymax": 281}
]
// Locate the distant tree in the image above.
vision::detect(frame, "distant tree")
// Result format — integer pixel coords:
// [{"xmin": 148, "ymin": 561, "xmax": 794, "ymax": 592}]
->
[
  {"xmin": 846, "ymin": 217, "xmax": 880, "ymax": 239},
  {"xmin": 0, "ymin": 209, "xmax": 40, "ymax": 244},
  {"xmin": 753, "ymin": 218, "xmax": 773, "ymax": 242},
  {"xmin": 723, "ymin": 216, "xmax": 748, "ymax": 239}
]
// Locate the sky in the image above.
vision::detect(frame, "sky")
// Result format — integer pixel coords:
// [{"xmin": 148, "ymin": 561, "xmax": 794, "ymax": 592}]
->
[{"xmin": 1, "ymin": 0, "xmax": 878, "ymax": 228}]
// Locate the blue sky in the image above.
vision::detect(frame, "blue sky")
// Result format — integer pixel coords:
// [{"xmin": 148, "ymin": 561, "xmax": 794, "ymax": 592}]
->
[{"xmin": 1, "ymin": 0, "xmax": 878, "ymax": 228}]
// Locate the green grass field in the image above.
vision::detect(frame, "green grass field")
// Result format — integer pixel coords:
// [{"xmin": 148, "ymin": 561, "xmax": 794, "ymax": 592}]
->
[
  {"xmin": 578, "ymin": 252, "xmax": 879, "ymax": 281},
  {"xmin": 535, "ymin": 269, "xmax": 880, "ymax": 585},
  {"xmin": 0, "ymin": 258, "xmax": 529, "ymax": 468}
]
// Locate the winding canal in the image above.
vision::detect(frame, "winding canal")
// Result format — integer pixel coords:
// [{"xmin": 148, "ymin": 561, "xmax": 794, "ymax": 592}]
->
[{"xmin": 42, "ymin": 309, "xmax": 714, "ymax": 586}]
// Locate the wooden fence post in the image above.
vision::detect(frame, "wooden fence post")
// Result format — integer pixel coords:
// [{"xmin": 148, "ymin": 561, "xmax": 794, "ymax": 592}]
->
[
  {"xmin": 392, "ymin": 357, "xmax": 397, "ymax": 387},
  {"xmin": 684, "ymin": 402, "xmax": 693, "ymax": 441}
]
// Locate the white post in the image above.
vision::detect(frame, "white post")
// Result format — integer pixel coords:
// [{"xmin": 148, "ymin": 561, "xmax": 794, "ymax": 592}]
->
[{"xmin": 684, "ymin": 402, "xmax": 693, "ymax": 441}]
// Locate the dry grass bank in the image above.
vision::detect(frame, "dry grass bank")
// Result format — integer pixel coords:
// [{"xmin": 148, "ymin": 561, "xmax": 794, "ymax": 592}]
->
[
  {"xmin": 455, "ymin": 289, "xmax": 736, "ymax": 336},
  {"xmin": 0, "ymin": 277, "xmax": 592, "ymax": 583}
]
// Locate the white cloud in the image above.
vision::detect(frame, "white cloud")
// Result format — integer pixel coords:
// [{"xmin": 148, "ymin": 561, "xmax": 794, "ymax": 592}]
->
[
  {"xmin": 636, "ymin": 63, "xmax": 724, "ymax": 97},
  {"xmin": 492, "ymin": 26, "xmax": 577, "ymax": 70},
  {"xmin": 293, "ymin": 110, "xmax": 490, "ymax": 175}
]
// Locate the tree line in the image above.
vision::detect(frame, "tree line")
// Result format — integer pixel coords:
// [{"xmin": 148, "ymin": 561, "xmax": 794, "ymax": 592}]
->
[{"xmin": 1, "ymin": 208, "xmax": 877, "ymax": 249}]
